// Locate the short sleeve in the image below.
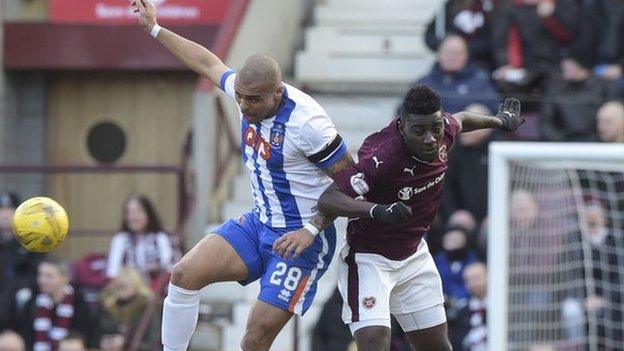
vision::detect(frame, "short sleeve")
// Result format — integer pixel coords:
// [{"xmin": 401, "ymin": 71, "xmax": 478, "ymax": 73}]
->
[
  {"xmin": 445, "ymin": 113, "xmax": 461, "ymax": 137},
  {"xmin": 298, "ymin": 115, "xmax": 348, "ymax": 169},
  {"xmin": 332, "ymin": 153, "xmax": 383, "ymax": 198},
  {"xmin": 219, "ymin": 70, "xmax": 236, "ymax": 99}
]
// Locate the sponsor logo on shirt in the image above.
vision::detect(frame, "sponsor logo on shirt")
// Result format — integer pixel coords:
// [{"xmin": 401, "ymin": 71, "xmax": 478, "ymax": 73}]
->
[
  {"xmin": 396, "ymin": 172, "xmax": 446, "ymax": 200},
  {"xmin": 244, "ymin": 126, "xmax": 271, "ymax": 160},
  {"xmin": 398, "ymin": 187, "xmax": 413, "ymax": 201}
]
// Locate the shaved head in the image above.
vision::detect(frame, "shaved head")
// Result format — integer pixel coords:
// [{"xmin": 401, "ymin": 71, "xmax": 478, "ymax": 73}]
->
[
  {"xmin": 235, "ymin": 54, "xmax": 284, "ymax": 123},
  {"xmin": 238, "ymin": 54, "xmax": 282, "ymax": 90}
]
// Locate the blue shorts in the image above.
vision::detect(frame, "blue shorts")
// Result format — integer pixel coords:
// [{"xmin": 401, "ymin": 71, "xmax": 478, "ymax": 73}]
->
[{"xmin": 214, "ymin": 211, "xmax": 336, "ymax": 315}]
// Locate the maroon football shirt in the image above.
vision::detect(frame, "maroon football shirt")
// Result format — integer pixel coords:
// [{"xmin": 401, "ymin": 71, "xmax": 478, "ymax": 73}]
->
[{"xmin": 333, "ymin": 114, "xmax": 461, "ymax": 260}]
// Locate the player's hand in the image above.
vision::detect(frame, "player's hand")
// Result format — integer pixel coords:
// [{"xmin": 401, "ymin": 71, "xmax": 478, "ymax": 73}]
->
[
  {"xmin": 272, "ymin": 228, "xmax": 316, "ymax": 259},
  {"xmin": 130, "ymin": 0, "xmax": 158, "ymax": 32},
  {"xmin": 496, "ymin": 98, "xmax": 525, "ymax": 132},
  {"xmin": 370, "ymin": 202, "xmax": 412, "ymax": 224}
]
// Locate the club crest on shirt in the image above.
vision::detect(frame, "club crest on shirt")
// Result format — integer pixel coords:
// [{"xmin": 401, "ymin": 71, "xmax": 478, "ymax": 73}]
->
[
  {"xmin": 439, "ymin": 144, "xmax": 448, "ymax": 162},
  {"xmin": 362, "ymin": 296, "xmax": 376, "ymax": 309},
  {"xmin": 270, "ymin": 123, "xmax": 286, "ymax": 148}
]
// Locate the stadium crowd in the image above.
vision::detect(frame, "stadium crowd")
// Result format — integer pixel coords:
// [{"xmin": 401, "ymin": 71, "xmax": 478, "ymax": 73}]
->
[
  {"xmin": 1, "ymin": 0, "xmax": 623, "ymax": 351},
  {"xmin": 0, "ymin": 192, "xmax": 178, "ymax": 351}
]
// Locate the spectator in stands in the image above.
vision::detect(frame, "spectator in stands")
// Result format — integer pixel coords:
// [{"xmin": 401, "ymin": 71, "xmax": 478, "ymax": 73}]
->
[
  {"xmin": 99, "ymin": 267, "xmax": 161, "ymax": 351},
  {"xmin": 311, "ymin": 287, "xmax": 352, "ymax": 351},
  {"xmin": 435, "ymin": 226, "xmax": 479, "ymax": 303},
  {"xmin": 425, "ymin": 0, "xmax": 497, "ymax": 69},
  {"xmin": 3, "ymin": 258, "xmax": 95, "ymax": 350},
  {"xmin": 575, "ymin": 0, "xmax": 624, "ymax": 91},
  {"xmin": 415, "ymin": 35, "xmax": 499, "ymax": 114},
  {"xmin": 562, "ymin": 200, "xmax": 622, "ymax": 349},
  {"xmin": 492, "ymin": 0, "xmax": 579, "ymax": 91},
  {"xmin": 106, "ymin": 194, "xmax": 175, "ymax": 291},
  {"xmin": 442, "ymin": 104, "xmax": 502, "ymax": 225},
  {"xmin": 539, "ymin": 55, "xmax": 620, "ymax": 142},
  {"xmin": 596, "ymin": 100, "xmax": 624, "ymax": 143},
  {"xmin": 435, "ymin": 225, "xmax": 479, "ymax": 348},
  {"xmin": 0, "ymin": 191, "xmax": 45, "ymax": 296},
  {"xmin": 451, "ymin": 262, "xmax": 488, "ymax": 351},
  {"xmin": 0, "ymin": 330, "xmax": 26, "ymax": 351},
  {"xmin": 58, "ymin": 332, "xmax": 86, "ymax": 351}
]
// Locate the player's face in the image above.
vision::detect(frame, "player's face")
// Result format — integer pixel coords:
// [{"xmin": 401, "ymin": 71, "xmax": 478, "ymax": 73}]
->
[
  {"xmin": 399, "ymin": 112, "xmax": 444, "ymax": 162},
  {"xmin": 235, "ymin": 80, "xmax": 283, "ymax": 123}
]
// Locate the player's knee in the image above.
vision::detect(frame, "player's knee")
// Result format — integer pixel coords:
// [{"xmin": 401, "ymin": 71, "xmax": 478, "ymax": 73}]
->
[
  {"xmin": 240, "ymin": 322, "xmax": 275, "ymax": 351},
  {"xmin": 437, "ymin": 339, "xmax": 453, "ymax": 351},
  {"xmin": 417, "ymin": 337, "xmax": 452, "ymax": 351},
  {"xmin": 170, "ymin": 261, "xmax": 206, "ymax": 290},
  {"xmin": 356, "ymin": 327, "xmax": 391, "ymax": 351}
]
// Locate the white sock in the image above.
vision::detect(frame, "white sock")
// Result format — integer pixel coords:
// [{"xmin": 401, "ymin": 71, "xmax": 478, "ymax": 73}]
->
[{"xmin": 162, "ymin": 283, "xmax": 200, "ymax": 351}]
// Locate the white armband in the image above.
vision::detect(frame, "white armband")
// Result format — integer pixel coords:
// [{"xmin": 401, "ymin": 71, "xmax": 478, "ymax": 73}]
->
[
  {"xmin": 303, "ymin": 222, "xmax": 320, "ymax": 237},
  {"xmin": 150, "ymin": 24, "xmax": 162, "ymax": 38}
]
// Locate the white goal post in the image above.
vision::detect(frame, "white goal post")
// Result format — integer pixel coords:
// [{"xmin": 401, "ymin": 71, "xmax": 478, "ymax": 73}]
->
[{"xmin": 488, "ymin": 142, "xmax": 624, "ymax": 351}]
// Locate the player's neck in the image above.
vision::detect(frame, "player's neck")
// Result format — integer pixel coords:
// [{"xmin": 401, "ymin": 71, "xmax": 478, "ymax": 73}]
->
[{"xmin": 266, "ymin": 96, "xmax": 285, "ymax": 120}]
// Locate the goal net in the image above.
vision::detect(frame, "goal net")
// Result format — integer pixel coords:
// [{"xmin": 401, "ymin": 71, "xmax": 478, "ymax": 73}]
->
[{"xmin": 488, "ymin": 143, "xmax": 624, "ymax": 351}]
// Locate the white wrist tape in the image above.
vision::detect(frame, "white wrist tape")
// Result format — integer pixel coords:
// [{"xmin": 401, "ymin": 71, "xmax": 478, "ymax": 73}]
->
[
  {"xmin": 303, "ymin": 222, "xmax": 320, "ymax": 237},
  {"xmin": 150, "ymin": 24, "xmax": 162, "ymax": 38}
]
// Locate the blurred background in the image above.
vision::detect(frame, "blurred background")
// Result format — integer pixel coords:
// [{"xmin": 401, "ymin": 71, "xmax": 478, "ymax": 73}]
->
[{"xmin": 0, "ymin": 0, "xmax": 622, "ymax": 350}]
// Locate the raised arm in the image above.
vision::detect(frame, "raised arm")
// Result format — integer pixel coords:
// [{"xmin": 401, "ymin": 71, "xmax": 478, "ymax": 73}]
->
[
  {"xmin": 453, "ymin": 98, "xmax": 525, "ymax": 133},
  {"xmin": 132, "ymin": 0, "xmax": 230, "ymax": 86}
]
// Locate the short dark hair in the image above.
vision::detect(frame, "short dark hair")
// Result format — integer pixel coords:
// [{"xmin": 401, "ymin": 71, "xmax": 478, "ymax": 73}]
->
[
  {"xmin": 400, "ymin": 85, "xmax": 441, "ymax": 116},
  {"xmin": 120, "ymin": 194, "xmax": 164, "ymax": 234}
]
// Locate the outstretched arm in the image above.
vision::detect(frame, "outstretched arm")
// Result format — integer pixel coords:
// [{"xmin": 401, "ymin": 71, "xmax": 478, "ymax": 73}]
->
[
  {"xmin": 318, "ymin": 184, "xmax": 374, "ymax": 218},
  {"xmin": 132, "ymin": 0, "xmax": 230, "ymax": 86},
  {"xmin": 453, "ymin": 98, "xmax": 525, "ymax": 133},
  {"xmin": 317, "ymin": 184, "xmax": 412, "ymax": 222}
]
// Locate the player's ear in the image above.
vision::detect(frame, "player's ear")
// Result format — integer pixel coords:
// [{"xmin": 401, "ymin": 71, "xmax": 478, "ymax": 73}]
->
[
  {"xmin": 275, "ymin": 85, "xmax": 284, "ymax": 97},
  {"xmin": 397, "ymin": 117, "xmax": 406, "ymax": 136}
]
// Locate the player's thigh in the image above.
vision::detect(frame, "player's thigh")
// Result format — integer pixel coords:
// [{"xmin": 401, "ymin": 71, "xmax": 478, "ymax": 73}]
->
[
  {"xmin": 353, "ymin": 326, "xmax": 391, "ymax": 351},
  {"xmin": 337, "ymin": 245, "xmax": 394, "ymax": 331},
  {"xmin": 171, "ymin": 234, "xmax": 248, "ymax": 290},
  {"xmin": 241, "ymin": 299, "xmax": 293, "ymax": 351},
  {"xmin": 404, "ymin": 321, "xmax": 451, "ymax": 351},
  {"xmin": 258, "ymin": 227, "xmax": 336, "ymax": 315},
  {"xmin": 390, "ymin": 241, "xmax": 444, "ymax": 316}
]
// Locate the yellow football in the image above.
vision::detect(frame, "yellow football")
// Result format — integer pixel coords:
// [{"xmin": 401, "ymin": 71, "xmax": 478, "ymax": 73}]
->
[{"xmin": 12, "ymin": 197, "xmax": 69, "ymax": 253}]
